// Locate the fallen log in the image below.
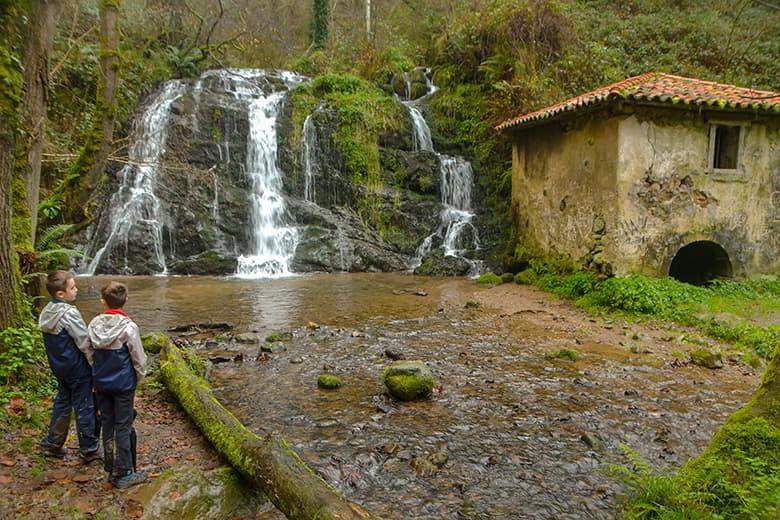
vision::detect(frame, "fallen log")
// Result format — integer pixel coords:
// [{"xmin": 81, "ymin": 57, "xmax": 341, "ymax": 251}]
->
[{"xmin": 158, "ymin": 338, "xmax": 384, "ymax": 520}]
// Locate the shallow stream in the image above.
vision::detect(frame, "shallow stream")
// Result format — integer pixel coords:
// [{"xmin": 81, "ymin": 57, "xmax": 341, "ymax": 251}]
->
[{"xmin": 76, "ymin": 274, "xmax": 755, "ymax": 519}]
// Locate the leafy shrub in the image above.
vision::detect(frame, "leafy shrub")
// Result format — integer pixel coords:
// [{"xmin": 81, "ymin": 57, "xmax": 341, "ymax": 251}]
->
[
  {"xmin": 0, "ymin": 327, "xmax": 43, "ymax": 385},
  {"xmin": 585, "ymin": 275, "xmax": 703, "ymax": 315},
  {"xmin": 514, "ymin": 269, "xmax": 536, "ymax": 285},
  {"xmin": 477, "ymin": 272, "xmax": 503, "ymax": 286}
]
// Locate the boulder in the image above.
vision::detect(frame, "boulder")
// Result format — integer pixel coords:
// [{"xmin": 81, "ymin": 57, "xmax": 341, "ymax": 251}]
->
[
  {"xmin": 690, "ymin": 348, "xmax": 723, "ymax": 369},
  {"xmin": 317, "ymin": 373, "xmax": 343, "ymax": 390},
  {"xmin": 169, "ymin": 250, "xmax": 238, "ymax": 275},
  {"xmin": 383, "ymin": 360, "xmax": 434, "ymax": 401}
]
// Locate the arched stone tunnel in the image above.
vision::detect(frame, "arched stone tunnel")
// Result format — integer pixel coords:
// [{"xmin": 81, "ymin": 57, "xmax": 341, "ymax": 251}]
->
[{"xmin": 669, "ymin": 240, "xmax": 733, "ymax": 285}]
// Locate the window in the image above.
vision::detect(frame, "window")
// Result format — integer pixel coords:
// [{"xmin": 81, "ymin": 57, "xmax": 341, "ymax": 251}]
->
[{"xmin": 709, "ymin": 124, "xmax": 741, "ymax": 171}]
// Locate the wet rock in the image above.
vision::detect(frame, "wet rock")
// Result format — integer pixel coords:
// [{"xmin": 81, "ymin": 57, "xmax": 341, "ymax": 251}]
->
[
  {"xmin": 410, "ymin": 457, "xmax": 438, "ymax": 476},
  {"xmin": 169, "ymin": 250, "xmax": 238, "ymax": 275},
  {"xmin": 372, "ymin": 395, "xmax": 397, "ymax": 413},
  {"xmin": 290, "ymin": 357, "xmax": 304, "ymax": 364},
  {"xmin": 428, "ymin": 451, "xmax": 449, "ymax": 467},
  {"xmin": 690, "ymin": 348, "xmax": 723, "ymax": 369},
  {"xmin": 579, "ymin": 432, "xmax": 605, "ymax": 451},
  {"xmin": 235, "ymin": 333, "xmax": 262, "ymax": 344},
  {"xmin": 414, "ymin": 250, "xmax": 472, "ymax": 276},
  {"xmin": 384, "ymin": 348, "xmax": 405, "ymax": 361},
  {"xmin": 380, "ymin": 442, "xmax": 401, "ymax": 455},
  {"xmin": 168, "ymin": 322, "xmax": 232, "ymax": 333},
  {"xmin": 317, "ymin": 373, "xmax": 343, "ymax": 390},
  {"xmin": 414, "ymin": 289, "xmax": 428, "ymax": 297},
  {"xmin": 266, "ymin": 331, "xmax": 293, "ymax": 343},
  {"xmin": 383, "ymin": 361, "xmax": 435, "ymax": 401},
  {"xmin": 306, "ymin": 321, "xmax": 320, "ymax": 330},
  {"xmin": 132, "ymin": 465, "xmax": 266, "ymax": 519},
  {"xmin": 396, "ymin": 449, "xmax": 413, "ymax": 461},
  {"xmin": 261, "ymin": 342, "xmax": 285, "ymax": 353}
]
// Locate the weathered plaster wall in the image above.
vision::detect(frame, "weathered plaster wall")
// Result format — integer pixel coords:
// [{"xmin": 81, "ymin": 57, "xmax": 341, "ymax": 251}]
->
[
  {"xmin": 511, "ymin": 115, "xmax": 621, "ymax": 272},
  {"xmin": 615, "ymin": 111, "xmax": 780, "ymax": 277}
]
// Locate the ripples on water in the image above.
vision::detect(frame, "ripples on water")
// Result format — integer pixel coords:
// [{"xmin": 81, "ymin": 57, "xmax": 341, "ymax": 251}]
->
[{"xmin": 75, "ymin": 274, "xmax": 754, "ymax": 519}]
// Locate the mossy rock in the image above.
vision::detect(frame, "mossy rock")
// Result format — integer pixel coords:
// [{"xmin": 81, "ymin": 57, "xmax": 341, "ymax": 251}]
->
[
  {"xmin": 383, "ymin": 360, "xmax": 434, "ymax": 401},
  {"xmin": 544, "ymin": 348, "xmax": 580, "ymax": 361},
  {"xmin": 142, "ymin": 332, "xmax": 169, "ymax": 354},
  {"xmin": 133, "ymin": 465, "xmax": 267, "ymax": 519},
  {"xmin": 266, "ymin": 331, "xmax": 293, "ymax": 343},
  {"xmin": 690, "ymin": 348, "xmax": 723, "ymax": 369},
  {"xmin": 477, "ymin": 272, "xmax": 502, "ymax": 287},
  {"xmin": 500, "ymin": 272, "xmax": 514, "ymax": 283},
  {"xmin": 317, "ymin": 373, "xmax": 343, "ymax": 390}
]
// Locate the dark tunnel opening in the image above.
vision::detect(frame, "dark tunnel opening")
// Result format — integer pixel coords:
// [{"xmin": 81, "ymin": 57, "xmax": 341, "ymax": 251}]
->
[{"xmin": 669, "ymin": 241, "xmax": 733, "ymax": 286}]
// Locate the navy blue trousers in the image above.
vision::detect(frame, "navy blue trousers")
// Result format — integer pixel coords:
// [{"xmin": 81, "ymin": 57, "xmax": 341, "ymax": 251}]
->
[
  {"xmin": 96, "ymin": 390, "xmax": 135, "ymax": 477},
  {"xmin": 41, "ymin": 375, "xmax": 98, "ymax": 455}
]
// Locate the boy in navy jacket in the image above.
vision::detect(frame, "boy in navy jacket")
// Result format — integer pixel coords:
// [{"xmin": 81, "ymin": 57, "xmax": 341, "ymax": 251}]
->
[
  {"xmin": 38, "ymin": 271, "xmax": 100, "ymax": 463},
  {"xmin": 87, "ymin": 281, "xmax": 147, "ymax": 489}
]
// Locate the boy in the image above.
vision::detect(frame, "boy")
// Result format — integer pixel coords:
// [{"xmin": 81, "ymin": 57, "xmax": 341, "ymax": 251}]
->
[
  {"xmin": 38, "ymin": 270, "xmax": 100, "ymax": 463},
  {"xmin": 87, "ymin": 281, "xmax": 147, "ymax": 489}
]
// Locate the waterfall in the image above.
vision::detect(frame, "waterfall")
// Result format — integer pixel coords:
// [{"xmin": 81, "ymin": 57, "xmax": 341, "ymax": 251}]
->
[
  {"xmin": 234, "ymin": 71, "xmax": 305, "ymax": 278},
  {"xmin": 401, "ymin": 72, "xmax": 480, "ymax": 274},
  {"xmin": 84, "ymin": 80, "xmax": 186, "ymax": 275}
]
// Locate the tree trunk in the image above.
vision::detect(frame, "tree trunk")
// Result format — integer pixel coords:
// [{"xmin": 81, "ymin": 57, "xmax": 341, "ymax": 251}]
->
[
  {"xmin": 20, "ymin": 0, "xmax": 60, "ymax": 244},
  {"xmin": 159, "ymin": 339, "xmax": 385, "ymax": 520},
  {"xmin": 0, "ymin": 122, "xmax": 18, "ymax": 330},
  {"xmin": 73, "ymin": 0, "xmax": 120, "ymax": 220},
  {"xmin": 365, "ymin": 0, "xmax": 371, "ymax": 38},
  {"xmin": 0, "ymin": 3, "xmax": 26, "ymax": 329}
]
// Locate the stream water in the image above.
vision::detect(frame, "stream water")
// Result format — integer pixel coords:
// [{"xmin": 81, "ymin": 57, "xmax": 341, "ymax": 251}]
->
[{"xmin": 74, "ymin": 274, "xmax": 755, "ymax": 519}]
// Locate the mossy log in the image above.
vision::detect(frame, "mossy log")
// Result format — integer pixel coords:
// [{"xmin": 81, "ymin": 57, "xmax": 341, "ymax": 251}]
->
[{"xmin": 159, "ymin": 339, "xmax": 384, "ymax": 520}]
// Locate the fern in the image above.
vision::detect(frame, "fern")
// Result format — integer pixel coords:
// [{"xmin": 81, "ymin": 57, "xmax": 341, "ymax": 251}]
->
[{"xmin": 35, "ymin": 223, "xmax": 75, "ymax": 251}]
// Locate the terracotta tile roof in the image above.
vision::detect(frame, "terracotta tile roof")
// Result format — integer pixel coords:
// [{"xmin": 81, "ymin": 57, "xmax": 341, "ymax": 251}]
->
[{"xmin": 496, "ymin": 72, "xmax": 780, "ymax": 131}]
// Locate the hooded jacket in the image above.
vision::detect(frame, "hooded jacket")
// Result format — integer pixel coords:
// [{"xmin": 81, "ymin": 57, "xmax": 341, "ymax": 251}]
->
[
  {"xmin": 38, "ymin": 300, "xmax": 91, "ymax": 381},
  {"xmin": 87, "ymin": 311, "xmax": 147, "ymax": 394}
]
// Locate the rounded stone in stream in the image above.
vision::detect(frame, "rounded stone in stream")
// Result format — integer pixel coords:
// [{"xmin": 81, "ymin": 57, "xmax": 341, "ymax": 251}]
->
[
  {"xmin": 690, "ymin": 348, "xmax": 723, "ymax": 369},
  {"xmin": 383, "ymin": 360, "xmax": 434, "ymax": 401},
  {"xmin": 317, "ymin": 373, "xmax": 343, "ymax": 390}
]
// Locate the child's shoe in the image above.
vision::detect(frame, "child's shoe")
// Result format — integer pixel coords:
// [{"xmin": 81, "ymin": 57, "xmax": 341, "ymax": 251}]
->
[
  {"xmin": 40, "ymin": 445, "xmax": 67, "ymax": 459},
  {"xmin": 78, "ymin": 450, "xmax": 101, "ymax": 464},
  {"xmin": 113, "ymin": 471, "xmax": 147, "ymax": 489}
]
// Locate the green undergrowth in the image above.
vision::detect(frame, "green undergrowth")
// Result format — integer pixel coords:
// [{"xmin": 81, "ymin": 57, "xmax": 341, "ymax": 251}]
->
[
  {"xmin": 609, "ymin": 351, "xmax": 780, "ymax": 519},
  {"xmin": 504, "ymin": 255, "xmax": 780, "ymax": 359},
  {"xmin": 289, "ymin": 73, "xmax": 408, "ymax": 234}
]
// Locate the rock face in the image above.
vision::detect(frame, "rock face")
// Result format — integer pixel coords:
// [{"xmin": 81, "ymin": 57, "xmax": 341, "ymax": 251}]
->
[
  {"xmin": 383, "ymin": 360, "xmax": 435, "ymax": 401},
  {"xmin": 81, "ymin": 68, "xmax": 463, "ymax": 276}
]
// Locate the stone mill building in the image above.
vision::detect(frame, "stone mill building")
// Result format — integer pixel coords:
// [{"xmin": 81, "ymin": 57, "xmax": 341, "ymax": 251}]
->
[{"xmin": 497, "ymin": 72, "xmax": 780, "ymax": 284}]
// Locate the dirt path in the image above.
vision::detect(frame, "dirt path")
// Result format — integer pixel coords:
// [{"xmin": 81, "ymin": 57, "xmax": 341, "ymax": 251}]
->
[{"xmin": 0, "ymin": 388, "xmax": 222, "ymax": 519}]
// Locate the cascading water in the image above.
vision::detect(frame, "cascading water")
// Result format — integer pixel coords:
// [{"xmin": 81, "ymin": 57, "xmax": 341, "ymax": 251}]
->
[
  {"xmin": 83, "ymin": 81, "xmax": 186, "ymax": 275},
  {"xmin": 230, "ymin": 70, "xmax": 306, "ymax": 278},
  {"xmin": 401, "ymin": 72, "xmax": 481, "ymax": 274}
]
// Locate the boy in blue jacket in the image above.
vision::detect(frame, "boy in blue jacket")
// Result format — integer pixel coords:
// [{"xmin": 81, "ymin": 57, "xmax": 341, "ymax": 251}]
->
[
  {"xmin": 87, "ymin": 281, "xmax": 147, "ymax": 489},
  {"xmin": 38, "ymin": 270, "xmax": 100, "ymax": 463}
]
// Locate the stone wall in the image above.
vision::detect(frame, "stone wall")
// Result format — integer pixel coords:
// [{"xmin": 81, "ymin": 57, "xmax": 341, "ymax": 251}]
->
[
  {"xmin": 511, "ymin": 113, "xmax": 621, "ymax": 273},
  {"xmin": 511, "ymin": 107, "xmax": 780, "ymax": 277},
  {"xmin": 615, "ymin": 110, "xmax": 780, "ymax": 276}
]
